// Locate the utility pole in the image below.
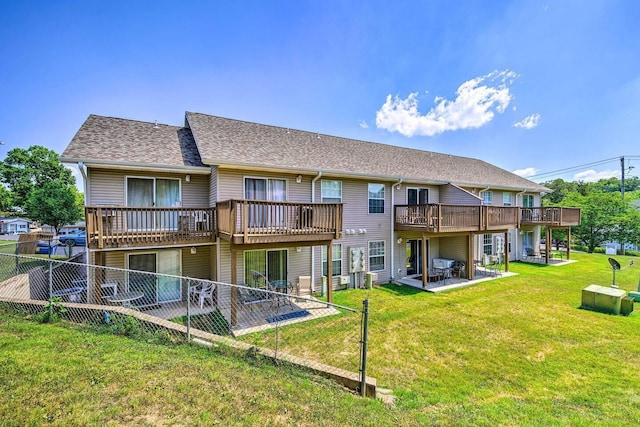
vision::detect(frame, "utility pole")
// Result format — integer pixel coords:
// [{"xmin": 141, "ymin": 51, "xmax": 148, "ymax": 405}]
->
[
  {"xmin": 621, "ymin": 156, "xmax": 625, "ymax": 200},
  {"xmin": 620, "ymin": 156, "xmax": 626, "ymax": 255}
]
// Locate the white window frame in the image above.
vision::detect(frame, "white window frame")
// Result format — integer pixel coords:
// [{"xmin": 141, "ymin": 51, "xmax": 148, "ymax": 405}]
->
[
  {"xmin": 321, "ymin": 180, "xmax": 342, "ymax": 203},
  {"xmin": 125, "ymin": 249, "xmax": 183, "ymax": 306},
  {"xmin": 322, "ymin": 243, "xmax": 343, "ymax": 277},
  {"xmin": 503, "ymin": 192, "xmax": 512, "ymax": 206},
  {"xmin": 368, "ymin": 240, "xmax": 386, "ymax": 272},
  {"xmin": 481, "ymin": 190, "xmax": 493, "ymax": 205},
  {"xmin": 368, "ymin": 183, "xmax": 385, "ymax": 214},
  {"xmin": 483, "ymin": 234, "xmax": 493, "ymax": 255}
]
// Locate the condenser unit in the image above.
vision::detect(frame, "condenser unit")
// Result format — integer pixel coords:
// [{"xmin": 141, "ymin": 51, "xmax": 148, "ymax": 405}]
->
[{"xmin": 339, "ymin": 275, "xmax": 350, "ymax": 285}]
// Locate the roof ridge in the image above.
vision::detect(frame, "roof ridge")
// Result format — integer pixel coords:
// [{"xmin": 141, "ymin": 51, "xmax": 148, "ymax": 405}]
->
[{"xmin": 89, "ymin": 114, "xmax": 183, "ymax": 130}]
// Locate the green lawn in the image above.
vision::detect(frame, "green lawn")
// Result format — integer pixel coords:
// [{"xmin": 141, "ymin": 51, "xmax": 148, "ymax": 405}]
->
[{"xmin": 2, "ymin": 252, "xmax": 640, "ymax": 425}]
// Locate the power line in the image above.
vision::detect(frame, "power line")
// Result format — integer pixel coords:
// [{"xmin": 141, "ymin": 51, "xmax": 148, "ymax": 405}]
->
[{"xmin": 527, "ymin": 155, "xmax": 640, "ymax": 181}]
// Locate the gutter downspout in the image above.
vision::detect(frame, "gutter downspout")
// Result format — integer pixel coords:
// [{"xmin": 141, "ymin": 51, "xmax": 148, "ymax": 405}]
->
[
  {"xmin": 391, "ymin": 178, "xmax": 403, "ymax": 281},
  {"xmin": 515, "ymin": 189, "xmax": 527, "ymax": 260},
  {"xmin": 78, "ymin": 162, "xmax": 88, "ymax": 205},
  {"xmin": 311, "ymin": 171, "xmax": 323, "ymax": 293}
]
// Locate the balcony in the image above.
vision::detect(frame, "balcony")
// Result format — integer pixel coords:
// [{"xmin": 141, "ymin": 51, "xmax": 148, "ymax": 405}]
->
[
  {"xmin": 394, "ymin": 204, "xmax": 520, "ymax": 233},
  {"xmin": 216, "ymin": 199, "xmax": 343, "ymax": 245},
  {"xmin": 86, "ymin": 206, "xmax": 215, "ymax": 250},
  {"xmin": 520, "ymin": 207, "xmax": 581, "ymax": 227}
]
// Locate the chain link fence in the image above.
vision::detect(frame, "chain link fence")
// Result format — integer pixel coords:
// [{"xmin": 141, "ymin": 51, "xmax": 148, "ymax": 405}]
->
[{"xmin": 0, "ymin": 242, "xmax": 374, "ymax": 396}]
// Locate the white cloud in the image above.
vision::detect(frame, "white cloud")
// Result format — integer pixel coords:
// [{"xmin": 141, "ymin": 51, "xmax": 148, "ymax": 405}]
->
[
  {"xmin": 358, "ymin": 120, "xmax": 369, "ymax": 129},
  {"xmin": 375, "ymin": 70, "xmax": 518, "ymax": 137},
  {"xmin": 512, "ymin": 167, "xmax": 538, "ymax": 178},
  {"xmin": 513, "ymin": 113, "xmax": 540, "ymax": 129},
  {"xmin": 573, "ymin": 169, "xmax": 620, "ymax": 182}
]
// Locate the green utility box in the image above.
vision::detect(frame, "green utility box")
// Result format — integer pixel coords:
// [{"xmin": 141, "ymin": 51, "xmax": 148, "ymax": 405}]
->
[
  {"xmin": 620, "ymin": 296, "xmax": 634, "ymax": 316},
  {"xmin": 581, "ymin": 284, "xmax": 626, "ymax": 315},
  {"xmin": 628, "ymin": 291, "xmax": 640, "ymax": 302}
]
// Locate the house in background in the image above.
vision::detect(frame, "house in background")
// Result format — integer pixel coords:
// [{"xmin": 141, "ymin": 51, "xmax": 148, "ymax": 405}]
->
[
  {"xmin": 61, "ymin": 112, "xmax": 580, "ymax": 324},
  {"xmin": 0, "ymin": 218, "xmax": 32, "ymax": 234}
]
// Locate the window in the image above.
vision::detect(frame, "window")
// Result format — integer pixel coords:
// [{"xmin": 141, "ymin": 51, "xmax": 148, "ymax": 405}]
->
[
  {"xmin": 481, "ymin": 190, "xmax": 493, "ymax": 205},
  {"xmin": 483, "ymin": 234, "xmax": 493, "ymax": 255},
  {"xmin": 244, "ymin": 249, "xmax": 288, "ymax": 285},
  {"xmin": 407, "ymin": 188, "xmax": 429, "ymax": 205},
  {"xmin": 368, "ymin": 183, "xmax": 385, "ymax": 214},
  {"xmin": 322, "ymin": 244, "xmax": 342, "ymax": 277},
  {"xmin": 503, "ymin": 192, "xmax": 512, "ymax": 206},
  {"xmin": 522, "ymin": 194, "xmax": 534, "ymax": 208},
  {"xmin": 244, "ymin": 177, "xmax": 286, "ymax": 201},
  {"xmin": 368, "ymin": 241, "xmax": 386, "ymax": 272},
  {"xmin": 321, "ymin": 180, "xmax": 342, "ymax": 202}
]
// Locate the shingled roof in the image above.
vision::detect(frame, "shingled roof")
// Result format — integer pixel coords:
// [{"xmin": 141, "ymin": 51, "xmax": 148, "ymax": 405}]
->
[
  {"xmin": 61, "ymin": 115, "xmax": 204, "ymax": 169},
  {"xmin": 186, "ymin": 112, "xmax": 547, "ymax": 192}
]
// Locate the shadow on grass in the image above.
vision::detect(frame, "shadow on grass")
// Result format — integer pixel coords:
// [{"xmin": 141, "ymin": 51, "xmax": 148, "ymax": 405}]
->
[{"xmin": 378, "ymin": 282, "xmax": 424, "ymax": 296}]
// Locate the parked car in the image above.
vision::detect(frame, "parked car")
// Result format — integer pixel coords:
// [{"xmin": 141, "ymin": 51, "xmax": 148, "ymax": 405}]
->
[
  {"xmin": 35, "ymin": 240, "xmax": 55, "ymax": 254},
  {"xmin": 58, "ymin": 230, "xmax": 86, "ymax": 246}
]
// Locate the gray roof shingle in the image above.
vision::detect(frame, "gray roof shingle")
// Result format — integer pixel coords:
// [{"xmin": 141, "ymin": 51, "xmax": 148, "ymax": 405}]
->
[
  {"xmin": 61, "ymin": 115, "xmax": 204, "ymax": 168},
  {"xmin": 186, "ymin": 112, "xmax": 547, "ymax": 191}
]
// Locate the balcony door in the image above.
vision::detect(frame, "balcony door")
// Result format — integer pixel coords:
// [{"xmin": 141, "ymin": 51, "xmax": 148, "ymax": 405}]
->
[
  {"xmin": 126, "ymin": 177, "xmax": 181, "ymax": 230},
  {"xmin": 244, "ymin": 249, "xmax": 288, "ymax": 285},
  {"xmin": 244, "ymin": 177, "xmax": 286, "ymax": 228},
  {"xmin": 407, "ymin": 188, "xmax": 429, "ymax": 205}
]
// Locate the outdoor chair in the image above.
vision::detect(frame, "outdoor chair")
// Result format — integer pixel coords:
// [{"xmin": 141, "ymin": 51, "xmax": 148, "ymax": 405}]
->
[
  {"xmin": 190, "ymin": 282, "xmax": 215, "ymax": 309},
  {"xmin": 452, "ymin": 261, "xmax": 466, "ymax": 279}
]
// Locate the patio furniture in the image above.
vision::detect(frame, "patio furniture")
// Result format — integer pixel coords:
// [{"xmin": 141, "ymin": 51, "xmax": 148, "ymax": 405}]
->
[
  {"xmin": 51, "ymin": 285, "xmax": 86, "ymax": 302},
  {"xmin": 269, "ymin": 279, "xmax": 293, "ymax": 306},
  {"xmin": 106, "ymin": 291, "xmax": 144, "ymax": 309},
  {"xmin": 190, "ymin": 282, "xmax": 215, "ymax": 309},
  {"xmin": 452, "ymin": 261, "xmax": 466, "ymax": 279},
  {"xmin": 238, "ymin": 285, "xmax": 271, "ymax": 310}
]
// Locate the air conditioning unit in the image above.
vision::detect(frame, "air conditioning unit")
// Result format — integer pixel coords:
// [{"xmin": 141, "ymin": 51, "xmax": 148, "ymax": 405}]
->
[
  {"xmin": 432, "ymin": 258, "xmax": 455, "ymax": 269},
  {"xmin": 339, "ymin": 275, "xmax": 350, "ymax": 285}
]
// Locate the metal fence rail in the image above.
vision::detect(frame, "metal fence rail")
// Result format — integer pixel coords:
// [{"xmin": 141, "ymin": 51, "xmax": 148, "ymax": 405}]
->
[{"xmin": 0, "ymin": 249, "xmax": 373, "ymax": 396}]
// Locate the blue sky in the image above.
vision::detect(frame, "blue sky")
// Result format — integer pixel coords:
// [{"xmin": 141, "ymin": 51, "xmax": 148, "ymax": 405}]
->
[{"xmin": 1, "ymin": 0, "xmax": 639, "ymax": 187}]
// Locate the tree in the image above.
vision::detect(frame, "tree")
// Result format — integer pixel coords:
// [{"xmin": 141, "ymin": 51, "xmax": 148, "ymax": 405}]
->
[
  {"xmin": 0, "ymin": 145, "xmax": 75, "ymax": 208},
  {"xmin": 24, "ymin": 181, "xmax": 82, "ymax": 233},
  {"xmin": 564, "ymin": 191, "xmax": 626, "ymax": 253},
  {"xmin": 0, "ymin": 185, "xmax": 12, "ymax": 213}
]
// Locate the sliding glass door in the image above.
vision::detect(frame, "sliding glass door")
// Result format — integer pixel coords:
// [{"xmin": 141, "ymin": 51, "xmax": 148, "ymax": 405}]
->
[
  {"xmin": 244, "ymin": 177, "xmax": 286, "ymax": 228},
  {"xmin": 126, "ymin": 177, "xmax": 181, "ymax": 230},
  {"xmin": 244, "ymin": 249, "xmax": 288, "ymax": 286},
  {"xmin": 127, "ymin": 249, "xmax": 181, "ymax": 307}
]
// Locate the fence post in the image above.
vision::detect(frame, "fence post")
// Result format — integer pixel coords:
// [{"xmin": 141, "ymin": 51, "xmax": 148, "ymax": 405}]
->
[
  {"xmin": 359, "ymin": 298, "xmax": 370, "ymax": 397},
  {"xmin": 48, "ymin": 260, "xmax": 53, "ymax": 299},
  {"xmin": 14, "ymin": 242, "xmax": 19, "ymax": 276},
  {"xmin": 186, "ymin": 279, "xmax": 191, "ymax": 343}
]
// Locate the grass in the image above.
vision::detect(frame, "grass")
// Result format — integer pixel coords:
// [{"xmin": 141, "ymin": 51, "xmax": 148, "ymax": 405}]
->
[{"xmin": 2, "ymin": 251, "xmax": 640, "ymax": 425}]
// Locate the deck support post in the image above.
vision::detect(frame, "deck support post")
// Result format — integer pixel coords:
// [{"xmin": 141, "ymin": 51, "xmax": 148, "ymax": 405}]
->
[
  {"xmin": 421, "ymin": 235, "xmax": 428, "ymax": 287},
  {"xmin": 230, "ymin": 244, "xmax": 238, "ymax": 326},
  {"xmin": 504, "ymin": 231, "xmax": 509, "ymax": 272},
  {"xmin": 545, "ymin": 227, "xmax": 551, "ymax": 264},
  {"xmin": 326, "ymin": 241, "xmax": 333, "ymax": 303},
  {"xmin": 467, "ymin": 234, "xmax": 474, "ymax": 280},
  {"xmin": 566, "ymin": 227, "xmax": 571, "ymax": 260}
]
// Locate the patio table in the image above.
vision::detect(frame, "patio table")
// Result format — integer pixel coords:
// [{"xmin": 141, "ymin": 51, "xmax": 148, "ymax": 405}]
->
[
  {"xmin": 269, "ymin": 280, "xmax": 293, "ymax": 306},
  {"xmin": 51, "ymin": 286, "xmax": 86, "ymax": 302},
  {"xmin": 106, "ymin": 291, "xmax": 144, "ymax": 309}
]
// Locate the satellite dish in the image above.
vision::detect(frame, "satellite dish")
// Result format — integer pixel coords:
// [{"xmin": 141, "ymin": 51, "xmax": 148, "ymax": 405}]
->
[{"xmin": 608, "ymin": 258, "xmax": 621, "ymax": 270}]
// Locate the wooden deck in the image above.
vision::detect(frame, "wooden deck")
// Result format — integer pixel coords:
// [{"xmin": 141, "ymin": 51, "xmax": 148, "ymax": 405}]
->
[
  {"xmin": 394, "ymin": 204, "xmax": 519, "ymax": 233},
  {"xmin": 216, "ymin": 199, "xmax": 343, "ymax": 245},
  {"xmin": 86, "ymin": 206, "xmax": 215, "ymax": 249},
  {"xmin": 520, "ymin": 207, "xmax": 581, "ymax": 226}
]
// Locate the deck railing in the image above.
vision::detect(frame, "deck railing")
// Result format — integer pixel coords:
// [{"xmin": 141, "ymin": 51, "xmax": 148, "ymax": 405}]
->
[
  {"xmin": 520, "ymin": 207, "xmax": 581, "ymax": 226},
  {"xmin": 86, "ymin": 206, "xmax": 215, "ymax": 249},
  {"xmin": 395, "ymin": 204, "xmax": 520, "ymax": 232},
  {"xmin": 216, "ymin": 199, "xmax": 343, "ymax": 243}
]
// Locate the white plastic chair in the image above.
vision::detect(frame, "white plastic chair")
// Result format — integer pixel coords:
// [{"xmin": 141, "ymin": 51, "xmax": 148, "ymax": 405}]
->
[{"xmin": 190, "ymin": 282, "xmax": 215, "ymax": 309}]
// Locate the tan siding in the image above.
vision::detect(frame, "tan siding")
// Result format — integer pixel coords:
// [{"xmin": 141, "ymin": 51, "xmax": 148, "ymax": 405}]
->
[
  {"xmin": 440, "ymin": 184, "xmax": 481, "ymax": 205},
  {"xmin": 181, "ymin": 246, "xmax": 212, "ymax": 280},
  {"xmin": 87, "ymin": 168, "xmax": 208, "ymax": 207},
  {"xmin": 217, "ymin": 168, "xmax": 312, "ymax": 202},
  {"xmin": 209, "ymin": 166, "xmax": 218, "ymax": 206},
  {"xmin": 439, "ymin": 236, "xmax": 468, "ymax": 263}
]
